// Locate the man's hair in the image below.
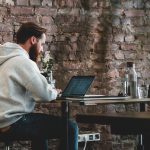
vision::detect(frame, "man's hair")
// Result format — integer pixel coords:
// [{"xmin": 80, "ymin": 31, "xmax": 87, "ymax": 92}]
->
[{"xmin": 16, "ymin": 22, "xmax": 46, "ymax": 44}]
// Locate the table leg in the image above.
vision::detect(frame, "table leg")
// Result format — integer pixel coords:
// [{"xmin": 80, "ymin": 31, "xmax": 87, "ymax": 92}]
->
[
  {"xmin": 137, "ymin": 135, "xmax": 144, "ymax": 150},
  {"xmin": 137, "ymin": 103, "xmax": 146, "ymax": 149},
  {"xmin": 137, "ymin": 145, "xmax": 144, "ymax": 150},
  {"xmin": 140, "ymin": 103, "xmax": 145, "ymax": 112},
  {"xmin": 61, "ymin": 101, "xmax": 70, "ymax": 150},
  {"xmin": 142, "ymin": 134, "xmax": 150, "ymax": 150}
]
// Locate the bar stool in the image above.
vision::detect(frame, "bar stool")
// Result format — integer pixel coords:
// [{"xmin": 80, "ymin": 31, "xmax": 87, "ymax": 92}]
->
[
  {"xmin": 0, "ymin": 132, "xmax": 29, "ymax": 150},
  {"xmin": 1, "ymin": 140, "xmax": 29, "ymax": 150},
  {"xmin": 0, "ymin": 131, "xmax": 60, "ymax": 150},
  {"xmin": 2, "ymin": 141, "xmax": 11, "ymax": 150}
]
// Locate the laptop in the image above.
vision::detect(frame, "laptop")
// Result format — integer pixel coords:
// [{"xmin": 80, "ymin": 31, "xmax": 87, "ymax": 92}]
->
[
  {"xmin": 57, "ymin": 75, "xmax": 95, "ymax": 99},
  {"xmin": 57, "ymin": 75, "xmax": 128, "ymax": 100}
]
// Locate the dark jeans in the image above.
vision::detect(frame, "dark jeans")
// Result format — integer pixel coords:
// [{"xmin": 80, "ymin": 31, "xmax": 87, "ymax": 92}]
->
[{"xmin": 1, "ymin": 113, "xmax": 78, "ymax": 150}]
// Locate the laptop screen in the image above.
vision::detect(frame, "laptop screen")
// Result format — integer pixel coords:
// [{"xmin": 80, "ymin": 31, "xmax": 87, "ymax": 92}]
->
[{"xmin": 61, "ymin": 76, "xmax": 95, "ymax": 97}]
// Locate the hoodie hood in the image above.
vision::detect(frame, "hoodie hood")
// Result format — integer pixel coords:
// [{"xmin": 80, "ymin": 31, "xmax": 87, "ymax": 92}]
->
[{"xmin": 0, "ymin": 42, "xmax": 29, "ymax": 65}]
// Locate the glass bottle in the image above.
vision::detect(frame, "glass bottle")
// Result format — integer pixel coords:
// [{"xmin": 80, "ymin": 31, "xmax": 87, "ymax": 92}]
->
[
  {"xmin": 127, "ymin": 62, "xmax": 138, "ymax": 98},
  {"xmin": 47, "ymin": 70, "xmax": 55, "ymax": 88},
  {"xmin": 124, "ymin": 72, "xmax": 129, "ymax": 96}
]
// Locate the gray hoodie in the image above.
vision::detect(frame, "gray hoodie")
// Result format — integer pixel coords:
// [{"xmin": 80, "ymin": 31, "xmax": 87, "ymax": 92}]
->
[{"xmin": 0, "ymin": 42, "xmax": 58, "ymax": 128}]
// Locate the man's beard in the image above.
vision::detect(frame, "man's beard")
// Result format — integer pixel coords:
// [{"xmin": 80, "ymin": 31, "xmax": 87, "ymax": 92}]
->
[{"xmin": 29, "ymin": 44, "xmax": 39, "ymax": 63}]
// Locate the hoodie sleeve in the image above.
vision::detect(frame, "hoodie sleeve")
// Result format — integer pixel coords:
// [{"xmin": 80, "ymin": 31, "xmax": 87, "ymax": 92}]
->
[{"xmin": 12, "ymin": 56, "xmax": 58, "ymax": 102}]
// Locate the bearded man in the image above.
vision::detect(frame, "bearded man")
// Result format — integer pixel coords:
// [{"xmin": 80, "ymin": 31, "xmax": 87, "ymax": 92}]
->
[{"xmin": 0, "ymin": 22, "xmax": 78, "ymax": 150}]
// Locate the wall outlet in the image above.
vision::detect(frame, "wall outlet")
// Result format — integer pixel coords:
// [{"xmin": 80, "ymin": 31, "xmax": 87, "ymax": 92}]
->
[{"xmin": 78, "ymin": 133, "xmax": 100, "ymax": 142}]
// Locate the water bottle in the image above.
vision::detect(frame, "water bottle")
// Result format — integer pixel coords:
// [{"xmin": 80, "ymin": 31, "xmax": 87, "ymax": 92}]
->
[
  {"xmin": 127, "ymin": 62, "xmax": 138, "ymax": 98},
  {"xmin": 124, "ymin": 73, "xmax": 129, "ymax": 96}
]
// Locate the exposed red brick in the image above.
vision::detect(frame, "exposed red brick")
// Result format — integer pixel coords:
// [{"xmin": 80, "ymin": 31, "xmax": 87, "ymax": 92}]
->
[
  {"xmin": 16, "ymin": 0, "xmax": 28, "ymax": 6},
  {"xmin": 35, "ymin": 8, "xmax": 57, "ymax": 16},
  {"xmin": 42, "ymin": 16, "xmax": 54, "ymax": 24},
  {"xmin": 125, "ymin": 35, "xmax": 135, "ymax": 42},
  {"xmin": 0, "ymin": 23, "xmax": 13, "ymax": 32},
  {"xmin": 0, "ymin": 1, "xmax": 150, "ymax": 150},
  {"xmin": 107, "ymin": 69, "xmax": 119, "ymax": 78},
  {"xmin": 14, "ymin": 16, "xmax": 37, "ymax": 23},
  {"xmin": 143, "ymin": 45, "xmax": 150, "ymax": 51},
  {"xmin": 125, "ymin": 10, "xmax": 145, "ymax": 17},
  {"xmin": 114, "ymin": 34, "xmax": 125, "ymax": 42},
  {"xmin": 3, "ymin": 33, "xmax": 13, "ymax": 42},
  {"xmin": 62, "ymin": 61, "xmax": 83, "ymax": 69},
  {"xmin": 0, "ymin": 7, "xmax": 7, "ymax": 15},
  {"xmin": 11, "ymin": 7, "xmax": 34, "ymax": 15},
  {"xmin": 42, "ymin": 0, "xmax": 52, "ymax": 6},
  {"xmin": 114, "ymin": 51, "xmax": 124, "ymax": 60},
  {"xmin": 121, "ymin": 43, "xmax": 141, "ymax": 51},
  {"xmin": 30, "ymin": 0, "xmax": 41, "ymax": 6},
  {"xmin": 0, "ymin": 34, "xmax": 2, "ymax": 42},
  {"xmin": 5, "ymin": 0, "xmax": 14, "ymax": 6}
]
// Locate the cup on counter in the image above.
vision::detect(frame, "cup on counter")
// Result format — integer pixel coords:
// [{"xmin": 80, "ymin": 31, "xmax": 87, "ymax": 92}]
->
[{"xmin": 137, "ymin": 85, "xmax": 149, "ymax": 98}]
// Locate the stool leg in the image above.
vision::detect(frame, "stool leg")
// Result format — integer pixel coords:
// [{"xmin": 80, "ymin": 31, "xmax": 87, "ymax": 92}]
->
[
  {"xmin": 137, "ymin": 134, "xmax": 144, "ymax": 150},
  {"xmin": 6, "ymin": 146, "xmax": 10, "ymax": 150}
]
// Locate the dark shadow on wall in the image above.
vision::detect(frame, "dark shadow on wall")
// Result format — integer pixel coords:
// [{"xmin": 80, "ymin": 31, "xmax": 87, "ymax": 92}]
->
[
  {"xmin": 80, "ymin": 0, "xmax": 90, "ymax": 10},
  {"xmin": 52, "ymin": 1, "xmax": 116, "ymax": 95},
  {"xmin": 76, "ymin": 1, "xmax": 113, "ymax": 95}
]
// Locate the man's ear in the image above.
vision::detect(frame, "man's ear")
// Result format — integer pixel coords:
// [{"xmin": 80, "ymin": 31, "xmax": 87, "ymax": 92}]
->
[{"xmin": 30, "ymin": 36, "xmax": 37, "ymax": 45}]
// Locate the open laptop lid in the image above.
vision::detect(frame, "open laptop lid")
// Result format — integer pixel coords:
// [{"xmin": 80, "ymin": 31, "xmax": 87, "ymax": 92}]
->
[{"xmin": 61, "ymin": 76, "xmax": 95, "ymax": 98}]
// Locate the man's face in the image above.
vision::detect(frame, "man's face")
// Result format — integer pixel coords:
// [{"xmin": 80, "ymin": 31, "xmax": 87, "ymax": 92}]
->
[{"xmin": 29, "ymin": 33, "xmax": 46, "ymax": 62}]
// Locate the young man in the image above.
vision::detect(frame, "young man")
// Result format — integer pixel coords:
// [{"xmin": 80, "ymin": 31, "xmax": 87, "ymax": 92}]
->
[{"xmin": 0, "ymin": 22, "xmax": 78, "ymax": 150}]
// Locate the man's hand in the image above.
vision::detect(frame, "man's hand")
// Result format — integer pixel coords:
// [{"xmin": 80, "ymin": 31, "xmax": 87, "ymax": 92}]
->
[{"xmin": 56, "ymin": 89, "xmax": 62, "ymax": 95}]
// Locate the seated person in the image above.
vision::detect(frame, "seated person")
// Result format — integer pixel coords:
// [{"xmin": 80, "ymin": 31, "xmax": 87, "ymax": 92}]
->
[{"xmin": 0, "ymin": 22, "xmax": 78, "ymax": 150}]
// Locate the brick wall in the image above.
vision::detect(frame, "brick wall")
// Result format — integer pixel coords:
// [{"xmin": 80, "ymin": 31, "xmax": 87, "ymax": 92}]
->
[{"xmin": 0, "ymin": 0, "xmax": 150, "ymax": 149}]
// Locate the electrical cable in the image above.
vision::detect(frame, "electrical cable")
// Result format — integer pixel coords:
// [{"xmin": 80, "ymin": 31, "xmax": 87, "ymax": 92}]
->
[{"xmin": 83, "ymin": 137, "xmax": 87, "ymax": 150}]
